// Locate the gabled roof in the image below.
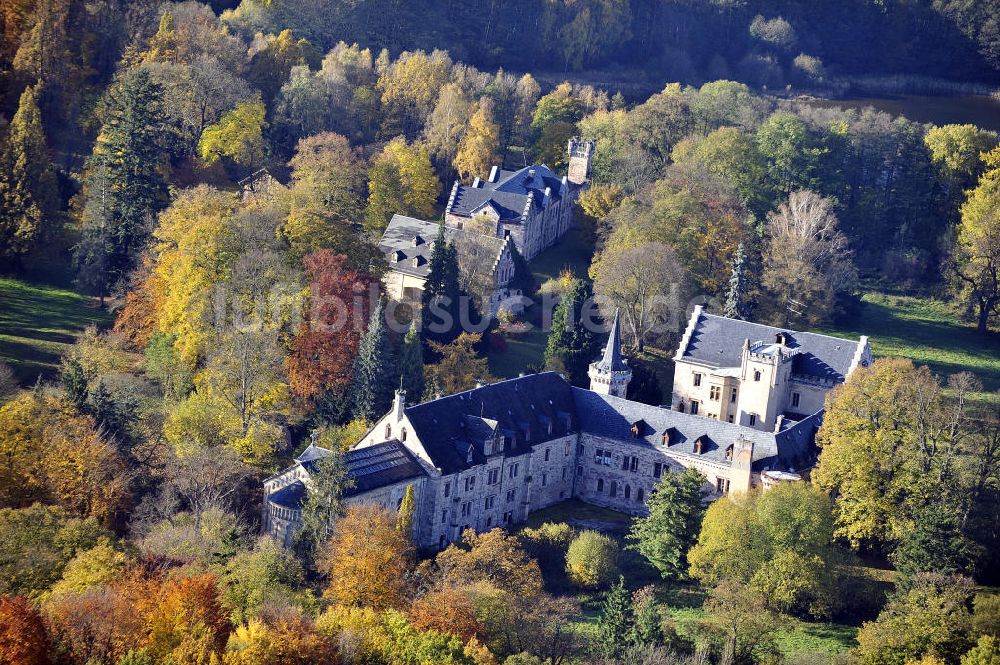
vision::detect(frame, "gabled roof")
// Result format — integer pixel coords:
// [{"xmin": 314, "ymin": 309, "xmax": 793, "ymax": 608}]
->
[
  {"xmin": 402, "ymin": 372, "xmax": 577, "ymax": 474},
  {"xmin": 270, "ymin": 440, "xmax": 426, "ymax": 509},
  {"xmin": 378, "ymin": 214, "xmax": 507, "ymax": 279},
  {"xmin": 571, "ymin": 388, "xmax": 818, "ymax": 472},
  {"xmin": 678, "ymin": 310, "xmax": 863, "ymax": 383},
  {"xmin": 447, "ymin": 165, "xmax": 567, "ymax": 220}
]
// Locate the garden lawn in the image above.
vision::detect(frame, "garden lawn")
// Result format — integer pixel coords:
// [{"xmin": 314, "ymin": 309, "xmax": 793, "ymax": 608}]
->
[
  {"xmin": 815, "ymin": 291, "xmax": 1000, "ymax": 400},
  {"xmin": 0, "ymin": 278, "xmax": 110, "ymax": 385},
  {"xmin": 487, "ymin": 227, "xmax": 595, "ymax": 379}
]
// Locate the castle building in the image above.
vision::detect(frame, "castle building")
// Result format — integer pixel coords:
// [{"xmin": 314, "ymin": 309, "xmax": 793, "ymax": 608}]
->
[
  {"xmin": 671, "ymin": 305, "xmax": 872, "ymax": 432},
  {"xmin": 262, "ymin": 309, "xmax": 867, "ymax": 549},
  {"xmin": 443, "ymin": 138, "xmax": 594, "ymax": 261},
  {"xmin": 377, "ymin": 214, "xmax": 524, "ymax": 315}
]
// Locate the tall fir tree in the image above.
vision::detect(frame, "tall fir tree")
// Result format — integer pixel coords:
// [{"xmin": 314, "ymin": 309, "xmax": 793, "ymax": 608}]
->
[
  {"xmin": 398, "ymin": 324, "xmax": 425, "ymax": 405},
  {"xmin": 294, "ymin": 452, "xmax": 353, "ymax": 561},
  {"xmin": 724, "ymin": 241, "xmax": 750, "ymax": 320},
  {"xmin": 75, "ymin": 67, "xmax": 169, "ymax": 296},
  {"xmin": 351, "ymin": 297, "xmax": 397, "ymax": 421},
  {"xmin": 597, "ymin": 576, "xmax": 637, "ymax": 660},
  {"xmin": 627, "ymin": 467, "xmax": 708, "ymax": 580},
  {"xmin": 0, "ymin": 84, "xmax": 60, "ymax": 261},
  {"xmin": 544, "ymin": 278, "xmax": 602, "ymax": 386},
  {"xmin": 422, "ymin": 223, "xmax": 463, "ymax": 345}
]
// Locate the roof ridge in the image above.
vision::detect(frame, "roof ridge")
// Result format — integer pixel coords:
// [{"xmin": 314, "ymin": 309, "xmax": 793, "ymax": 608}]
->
[{"xmin": 700, "ymin": 312, "xmax": 860, "ymax": 346}]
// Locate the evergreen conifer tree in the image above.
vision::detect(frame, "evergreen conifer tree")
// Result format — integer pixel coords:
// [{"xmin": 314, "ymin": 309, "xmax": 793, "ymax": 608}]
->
[
  {"xmin": 295, "ymin": 452, "xmax": 353, "ymax": 561},
  {"xmin": 351, "ymin": 298, "xmax": 396, "ymax": 421},
  {"xmin": 724, "ymin": 242, "xmax": 750, "ymax": 320},
  {"xmin": 398, "ymin": 324, "xmax": 425, "ymax": 404},
  {"xmin": 75, "ymin": 68, "xmax": 169, "ymax": 295},
  {"xmin": 0, "ymin": 84, "xmax": 59, "ymax": 260},
  {"xmin": 544, "ymin": 279, "xmax": 601, "ymax": 386},
  {"xmin": 597, "ymin": 576, "xmax": 637, "ymax": 660},
  {"xmin": 422, "ymin": 223, "xmax": 463, "ymax": 345},
  {"xmin": 627, "ymin": 467, "xmax": 708, "ymax": 580},
  {"xmin": 396, "ymin": 484, "xmax": 415, "ymax": 537}
]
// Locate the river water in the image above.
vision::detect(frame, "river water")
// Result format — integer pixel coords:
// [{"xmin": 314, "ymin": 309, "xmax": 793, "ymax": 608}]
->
[{"xmin": 798, "ymin": 93, "xmax": 1000, "ymax": 131}]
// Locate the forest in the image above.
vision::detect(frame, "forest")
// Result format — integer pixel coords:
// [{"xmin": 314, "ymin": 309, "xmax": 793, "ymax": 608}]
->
[{"xmin": 2, "ymin": 0, "xmax": 1000, "ymax": 664}]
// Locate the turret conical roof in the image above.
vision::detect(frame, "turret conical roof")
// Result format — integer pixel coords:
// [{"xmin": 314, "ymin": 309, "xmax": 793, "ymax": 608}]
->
[{"xmin": 595, "ymin": 310, "xmax": 628, "ymax": 372}]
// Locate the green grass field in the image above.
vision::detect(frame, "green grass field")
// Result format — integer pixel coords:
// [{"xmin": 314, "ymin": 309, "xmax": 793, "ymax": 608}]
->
[
  {"xmin": 816, "ymin": 291, "xmax": 1000, "ymax": 398},
  {"xmin": 487, "ymin": 227, "xmax": 595, "ymax": 378},
  {"xmin": 0, "ymin": 277, "xmax": 110, "ymax": 385}
]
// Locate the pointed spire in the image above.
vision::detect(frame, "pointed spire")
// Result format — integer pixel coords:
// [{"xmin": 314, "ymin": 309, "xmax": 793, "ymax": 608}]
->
[{"xmin": 596, "ymin": 310, "xmax": 628, "ymax": 372}]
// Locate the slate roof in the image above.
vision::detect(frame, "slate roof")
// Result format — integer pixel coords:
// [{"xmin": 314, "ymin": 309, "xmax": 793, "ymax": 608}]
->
[
  {"xmin": 269, "ymin": 440, "xmax": 425, "ymax": 509},
  {"xmin": 400, "ymin": 371, "xmax": 818, "ymax": 475},
  {"xmin": 403, "ymin": 372, "xmax": 577, "ymax": 474},
  {"xmin": 572, "ymin": 388, "xmax": 819, "ymax": 472},
  {"xmin": 594, "ymin": 310, "xmax": 628, "ymax": 372},
  {"xmin": 680, "ymin": 311, "xmax": 861, "ymax": 383},
  {"xmin": 447, "ymin": 165, "xmax": 566, "ymax": 221},
  {"xmin": 378, "ymin": 214, "xmax": 506, "ymax": 279}
]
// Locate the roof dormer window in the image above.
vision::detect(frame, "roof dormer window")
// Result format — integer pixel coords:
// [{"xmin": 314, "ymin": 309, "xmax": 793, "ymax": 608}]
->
[
  {"xmin": 412, "ymin": 235, "xmax": 423, "ymax": 246},
  {"xmin": 392, "ymin": 250, "xmax": 405, "ymax": 262}
]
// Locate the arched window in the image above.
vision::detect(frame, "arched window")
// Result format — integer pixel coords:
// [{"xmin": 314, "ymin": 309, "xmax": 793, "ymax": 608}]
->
[
  {"xmin": 597, "ymin": 478, "xmax": 604, "ymax": 493},
  {"xmin": 637, "ymin": 488, "xmax": 645, "ymax": 502},
  {"xmin": 624, "ymin": 484, "xmax": 631, "ymax": 500},
  {"xmin": 610, "ymin": 481, "xmax": 618, "ymax": 498},
  {"xmin": 385, "ymin": 423, "xmax": 392, "ymax": 439}
]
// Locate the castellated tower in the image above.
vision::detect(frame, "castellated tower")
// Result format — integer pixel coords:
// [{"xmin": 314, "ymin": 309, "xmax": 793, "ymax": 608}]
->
[
  {"xmin": 588, "ymin": 310, "xmax": 632, "ymax": 398},
  {"xmin": 567, "ymin": 137, "xmax": 595, "ymax": 185}
]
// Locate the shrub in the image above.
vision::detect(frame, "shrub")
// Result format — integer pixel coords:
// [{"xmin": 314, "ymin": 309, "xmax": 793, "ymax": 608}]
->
[{"xmin": 565, "ymin": 530, "xmax": 619, "ymax": 589}]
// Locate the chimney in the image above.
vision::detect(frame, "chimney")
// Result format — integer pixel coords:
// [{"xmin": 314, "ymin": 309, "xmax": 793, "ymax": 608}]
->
[
  {"xmin": 527, "ymin": 168, "xmax": 536, "ymax": 181},
  {"xmin": 392, "ymin": 389, "xmax": 406, "ymax": 422},
  {"xmin": 774, "ymin": 415, "xmax": 785, "ymax": 433},
  {"xmin": 472, "ymin": 176, "xmax": 481, "ymax": 188},
  {"xmin": 488, "ymin": 165, "xmax": 499, "ymax": 182}
]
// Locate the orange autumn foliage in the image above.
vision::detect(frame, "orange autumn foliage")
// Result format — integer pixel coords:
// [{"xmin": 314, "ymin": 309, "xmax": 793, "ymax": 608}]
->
[
  {"xmin": 0, "ymin": 595, "xmax": 51, "ymax": 665},
  {"xmin": 44, "ymin": 580, "xmax": 149, "ymax": 664},
  {"xmin": 140, "ymin": 573, "xmax": 231, "ymax": 664},
  {"xmin": 113, "ymin": 254, "xmax": 166, "ymax": 349},
  {"xmin": 408, "ymin": 585, "xmax": 483, "ymax": 641},
  {"xmin": 320, "ymin": 504, "xmax": 413, "ymax": 611}
]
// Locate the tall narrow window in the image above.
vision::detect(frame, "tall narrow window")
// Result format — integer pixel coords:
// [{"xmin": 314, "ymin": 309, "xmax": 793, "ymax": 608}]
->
[
  {"xmin": 792, "ymin": 392, "xmax": 801, "ymax": 408},
  {"xmin": 693, "ymin": 373, "xmax": 702, "ymax": 387}
]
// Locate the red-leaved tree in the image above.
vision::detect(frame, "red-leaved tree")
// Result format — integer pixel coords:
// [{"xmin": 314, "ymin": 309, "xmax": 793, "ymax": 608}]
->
[{"xmin": 286, "ymin": 251, "xmax": 376, "ymax": 400}]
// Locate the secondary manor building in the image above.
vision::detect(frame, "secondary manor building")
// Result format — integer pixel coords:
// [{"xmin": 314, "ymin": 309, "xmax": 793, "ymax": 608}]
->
[
  {"xmin": 443, "ymin": 138, "xmax": 594, "ymax": 261},
  {"xmin": 377, "ymin": 214, "xmax": 524, "ymax": 315},
  {"xmin": 262, "ymin": 311, "xmax": 871, "ymax": 549}
]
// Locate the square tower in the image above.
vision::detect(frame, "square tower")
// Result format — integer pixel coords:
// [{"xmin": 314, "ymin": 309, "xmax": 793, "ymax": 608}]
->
[{"xmin": 567, "ymin": 137, "xmax": 594, "ymax": 185}]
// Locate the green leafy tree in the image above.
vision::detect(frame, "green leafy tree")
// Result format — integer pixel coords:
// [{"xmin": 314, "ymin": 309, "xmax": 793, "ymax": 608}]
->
[
  {"xmin": 755, "ymin": 111, "xmax": 826, "ymax": 196},
  {"xmin": 565, "ymin": 529, "xmax": 619, "ymax": 589},
  {"xmin": 197, "ymin": 100, "xmax": 267, "ymax": 169},
  {"xmin": 351, "ymin": 298, "xmax": 396, "ymax": 422},
  {"xmin": 365, "ymin": 156, "xmax": 405, "ymax": 234},
  {"xmin": 705, "ymin": 581, "xmax": 780, "ymax": 665},
  {"xmin": 294, "ymin": 452, "xmax": 353, "ymax": 561},
  {"xmin": 891, "ymin": 503, "xmax": 979, "ymax": 585},
  {"xmin": 396, "ymin": 484, "xmax": 415, "ymax": 537},
  {"xmin": 0, "ymin": 84, "xmax": 59, "ymax": 260},
  {"xmin": 627, "ymin": 467, "xmax": 707, "ymax": 580},
  {"xmin": 76, "ymin": 68, "xmax": 170, "ymax": 295},
  {"xmin": 855, "ymin": 573, "xmax": 976, "ymax": 665},
  {"xmin": 953, "ymin": 147, "xmax": 1000, "ymax": 332},
  {"xmin": 221, "ymin": 537, "xmax": 304, "ymax": 624},
  {"xmin": 724, "ymin": 241, "xmax": 751, "ymax": 320},
  {"xmin": 544, "ymin": 279, "xmax": 601, "ymax": 386},
  {"xmin": 596, "ymin": 576, "xmax": 637, "ymax": 660},
  {"xmin": 398, "ymin": 325, "xmax": 425, "ymax": 405},
  {"xmin": 422, "ymin": 224, "xmax": 463, "ymax": 345}
]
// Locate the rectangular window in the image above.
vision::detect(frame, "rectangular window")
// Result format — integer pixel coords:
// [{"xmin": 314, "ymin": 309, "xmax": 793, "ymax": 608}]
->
[
  {"xmin": 731, "ymin": 387, "xmax": 738, "ymax": 403},
  {"xmin": 484, "ymin": 496, "xmax": 495, "ymax": 510},
  {"xmin": 503, "ymin": 511, "xmax": 512, "ymax": 524},
  {"xmin": 603, "ymin": 451, "xmax": 612, "ymax": 466},
  {"xmin": 749, "ymin": 414, "xmax": 757, "ymax": 426},
  {"xmin": 506, "ymin": 489, "xmax": 515, "ymax": 503},
  {"xmin": 654, "ymin": 462, "xmax": 662, "ymax": 478},
  {"xmin": 728, "ymin": 415, "xmax": 734, "ymax": 423},
  {"xmin": 595, "ymin": 448, "xmax": 603, "ymax": 464},
  {"xmin": 577, "ymin": 465, "xmax": 583, "ymax": 476},
  {"xmin": 509, "ymin": 463, "xmax": 519, "ymax": 479},
  {"xmin": 562, "ymin": 467, "xmax": 567, "ymax": 480},
  {"xmin": 792, "ymin": 392, "xmax": 801, "ymax": 408},
  {"xmin": 544, "ymin": 448, "xmax": 550, "ymax": 462},
  {"xmin": 691, "ymin": 400, "xmax": 700, "ymax": 415},
  {"xmin": 577, "ymin": 443, "xmax": 584, "ymax": 455},
  {"xmin": 461, "ymin": 502, "xmax": 470, "ymax": 517},
  {"xmin": 465, "ymin": 477, "xmax": 475, "ymax": 492},
  {"xmin": 754, "ymin": 370, "xmax": 761, "ymax": 381},
  {"xmin": 709, "ymin": 386, "xmax": 721, "ymax": 401},
  {"xmin": 630, "ymin": 456, "xmax": 638, "ymax": 472},
  {"xmin": 622, "ymin": 455, "xmax": 630, "ymax": 471},
  {"xmin": 441, "ymin": 509, "xmax": 448, "ymax": 523},
  {"xmin": 443, "ymin": 482, "xmax": 451, "ymax": 498},
  {"xmin": 488, "ymin": 468, "xmax": 499, "ymax": 485},
  {"xmin": 693, "ymin": 372, "xmax": 702, "ymax": 387},
  {"xmin": 541, "ymin": 473, "xmax": 547, "ymax": 486}
]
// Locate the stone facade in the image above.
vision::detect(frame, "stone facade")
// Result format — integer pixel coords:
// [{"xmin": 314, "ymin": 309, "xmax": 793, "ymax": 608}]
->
[
  {"xmin": 443, "ymin": 139, "xmax": 592, "ymax": 261},
  {"xmin": 262, "ymin": 311, "xmax": 864, "ymax": 550},
  {"xmin": 671, "ymin": 305, "xmax": 872, "ymax": 432}
]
